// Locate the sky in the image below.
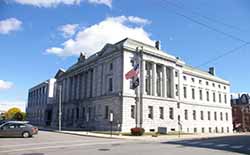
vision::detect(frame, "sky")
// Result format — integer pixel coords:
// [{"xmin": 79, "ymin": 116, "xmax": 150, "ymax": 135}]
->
[{"xmin": 0, "ymin": 0, "xmax": 250, "ymax": 111}]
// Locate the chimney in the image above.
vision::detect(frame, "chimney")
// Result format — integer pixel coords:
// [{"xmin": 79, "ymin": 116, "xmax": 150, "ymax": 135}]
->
[
  {"xmin": 208, "ymin": 67, "xmax": 215, "ymax": 76},
  {"xmin": 155, "ymin": 40, "xmax": 161, "ymax": 50}
]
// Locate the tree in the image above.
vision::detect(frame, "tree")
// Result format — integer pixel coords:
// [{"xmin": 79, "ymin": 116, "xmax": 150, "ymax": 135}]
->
[
  {"xmin": 13, "ymin": 112, "xmax": 23, "ymax": 121},
  {"xmin": 5, "ymin": 107, "xmax": 21, "ymax": 120}
]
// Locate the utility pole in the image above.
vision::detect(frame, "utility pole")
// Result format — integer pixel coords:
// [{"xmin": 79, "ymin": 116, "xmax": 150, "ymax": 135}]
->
[{"xmin": 58, "ymin": 85, "xmax": 62, "ymax": 132}]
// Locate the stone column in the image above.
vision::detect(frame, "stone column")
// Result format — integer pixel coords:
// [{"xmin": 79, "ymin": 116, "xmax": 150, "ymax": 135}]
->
[
  {"xmin": 152, "ymin": 63, "xmax": 157, "ymax": 96},
  {"xmin": 142, "ymin": 60, "xmax": 146, "ymax": 95},
  {"xmin": 171, "ymin": 68, "xmax": 175, "ymax": 98},
  {"xmin": 162, "ymin": 66, "xmax": 166, "ymax": 98}
]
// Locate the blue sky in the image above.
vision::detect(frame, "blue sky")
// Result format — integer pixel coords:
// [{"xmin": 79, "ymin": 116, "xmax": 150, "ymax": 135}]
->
[{"xmin": 0, "ymin": 0, "xmax": 250, "ymax": 111}]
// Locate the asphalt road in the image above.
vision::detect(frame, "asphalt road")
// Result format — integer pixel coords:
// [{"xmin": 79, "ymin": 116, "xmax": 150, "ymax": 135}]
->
[{"xmin": 0, "ymin": 131, "xmax": 249, "ymax": 155}]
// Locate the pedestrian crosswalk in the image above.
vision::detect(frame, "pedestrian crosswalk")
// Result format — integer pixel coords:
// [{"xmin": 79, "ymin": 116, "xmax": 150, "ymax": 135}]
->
[{"xmin": 175, "ymin": 140, "xmax": 250, "ymax": 152}]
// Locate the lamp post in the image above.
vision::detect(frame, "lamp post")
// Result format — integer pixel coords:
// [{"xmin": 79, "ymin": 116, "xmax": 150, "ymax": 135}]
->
[{"xmin": 58, "ymin": 85, "xmax": 62, "ymax": 132}]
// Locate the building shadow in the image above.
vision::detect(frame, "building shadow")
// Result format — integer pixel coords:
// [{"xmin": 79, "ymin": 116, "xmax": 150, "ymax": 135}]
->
[{"xmin": 161, "ymin": 135, "xmax": 250, "ymax": 155}]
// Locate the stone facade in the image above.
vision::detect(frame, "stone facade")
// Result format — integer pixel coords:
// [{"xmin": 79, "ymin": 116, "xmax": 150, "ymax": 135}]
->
[{"xmin": 27, "ymin": 38, "xmax": 233, "ymax": 133}]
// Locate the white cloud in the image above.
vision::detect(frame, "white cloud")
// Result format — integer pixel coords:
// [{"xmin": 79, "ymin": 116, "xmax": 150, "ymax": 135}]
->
[
  {"xmin": 58, "ymin": 24, "xmax": 79, "ymax": 37},
  {"xmin": 0, "ymin": 80, "xmax": 13, "ymax": 90},
  {"xmin": 46, "ymin": 16, "xmax": 154, "ymax": 57},
  {"xmin": 0, "ymin": 18, "xmax": 22, "ymax": 34},
  {"xmin": 87, "ymin": 0, "xmax": 112, "ymax": 8},
  {"xmin": 0, "ymin": 100, "xmax": 26, "ymax": 112},
  {"xmin": 13, "ymin": 0, "xmax": 112, "ymax": 7}
]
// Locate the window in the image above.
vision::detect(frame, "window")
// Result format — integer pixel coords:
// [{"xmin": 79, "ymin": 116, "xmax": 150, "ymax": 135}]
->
[
  {"xmin": 200, "ymin": 111, "xmax": 204, "ymax": 120},
  {"xmin": 169, "ymin": 107, "xmax": 174, "ymax": 120},
  {"xmin": 208, "ymin": 111, "xmax": 211, "ymax": 120},
  {"xmin": 175, "ymin": 84, "xmax": 179, "ymax": 96},
  {"xmin": 192, "ymin": 88, "xmax": 195, "ymax": 99},
  {"xmin": 183, "ymin": 76, "xmax": 186, "ymax": 80},
  {"xmin": 131, "ymin": 105, "xmax": 135, "ymax": 119},
  {"xmin": 219, "ymin": 93, "xmax": 222, "ymax": 103},
  {"xmin": 184, "ymin": 110, "xmax": 188, "ymax": 120},
  {"xmin": 199, "ymin": 89, "xmax": 203, "ymax": 100},
  {"xmin": 218, "ymin": 84, "xmax": 221, "ymax": 88},
  {"xmin": 206, "ymin": 91, "xmax": 209, "ymax": 101},
  {"xmin": 109, "ymin": 62, "xmax": 113, "ymax": 71},
  {"xmin": 224, "ymin": 86, "xmax": 226, "ymax": 90},
  {"xmin": 191, "ymin": 78, "xmax": 195, "ymax": 82},
  {"xmin": 177, "ymin": 102, "xmax": 180, "ymax": 109},
  {"xmin": 105, "ymin": 106, "xmax": 109, "ymax": 119},
  {"xmin": 214, "ymin": 112, "xmax": 217, "ymax": 121},
  {"xmin": 160, "ymin": 107, "xmax": 164, "ymax": 119},
  {"xmin": 206, "ymin": 81, "xmax": 209, "ymax": 86},
  {"xmin": 148, "ymin": 106, "xmax": 153, "ymax": 119},
  {"xmin": 202, "ymin": 127, "xmax": 205, "ymax": 133},
  {"xmin": 220, "ymin": 112, "xmax": 223, "ymax": 121},
  {"xmin": 175, "ymin": 71, "xmax": 178, "ymax": 77},
  {"xmin": 108, "ymin": 77, "xmax": 113, "ymax": 92},
  {"xmin": 213, "ymin": 92, "xmax": 216, "ymax": 102},
  {"xmin": 226, "ymin": 112, "xmax": 228, "ymax": 121},
  {"xmin": 183, "ymin": 87, "xmax": 187, "ymax": 98},
  {"xmin": 194, "ymin": 128, "xmax": 197, "ymax": 133},
  {"xmin": 193, "ymin": 110, "xmax": 196, "ymax": 120},
  {"xmin": 209, "ymin": 127, "xmax": 212, "ymax": 133},
  {"xmin": 224, "ymin": 94, "xmax": 227, "ymax": 104},
  {"xmin": 212, "ymin": 83, "xmax": 215, "ymax": 87}
]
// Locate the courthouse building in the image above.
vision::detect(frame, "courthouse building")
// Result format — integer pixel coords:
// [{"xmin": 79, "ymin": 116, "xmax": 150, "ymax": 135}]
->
[{"xmin": 27, "ymin": 38, "xmax": 233, "ymax": 133}]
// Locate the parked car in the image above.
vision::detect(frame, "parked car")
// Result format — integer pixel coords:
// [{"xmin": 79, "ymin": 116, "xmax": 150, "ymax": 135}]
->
[
  {"xmin": 0, "ymin": 121, "xmax": 38, "ymax": 138},
  {"xmin": 0, "ymin": 120, "xmax": 7, "ymax": 125}
]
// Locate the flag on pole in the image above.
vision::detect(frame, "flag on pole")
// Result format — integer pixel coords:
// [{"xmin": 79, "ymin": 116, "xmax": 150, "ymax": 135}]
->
[{"xmin": 125, "ymin": 64, "xmax": 139, "ymax": 80}]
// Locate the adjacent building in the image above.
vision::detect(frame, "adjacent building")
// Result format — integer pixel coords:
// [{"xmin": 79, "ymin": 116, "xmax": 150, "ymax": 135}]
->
[
  {"xmin": 27, "ymin": 38, "xmax": 233, "ymax": 133},
  {"xmin": 231, "ymin": 93, "xmax": 250, "ymax": 132},
  {"xmin": 26, "ymin": 78, "xmax": 56, "ymax": 126}
]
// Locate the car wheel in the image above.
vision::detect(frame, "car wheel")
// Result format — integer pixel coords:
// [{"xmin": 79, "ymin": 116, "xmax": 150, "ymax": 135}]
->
[{"xmin": 22, "ymin": 131, "xmax": 30, "ymax": 138}]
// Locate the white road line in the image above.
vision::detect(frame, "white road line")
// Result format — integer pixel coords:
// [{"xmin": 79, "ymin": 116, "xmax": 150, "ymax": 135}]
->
[
  {"xmin": 215, "ymin": 144, "xmax": 229, "ymax": 147},
  {"xmin": 230, "ymin": 145, "xmax": 244, "ymax": 149},
  {"xmin": 0, "ymin": 139, "xmax": 115, "ymax": 148},
  {"xmin": 200, "ymin": 142, "xmax": 213, "ymax": 146},
  {"xmin": 0, "ymin": 140, "xmax": 129, "ymax": 153}
]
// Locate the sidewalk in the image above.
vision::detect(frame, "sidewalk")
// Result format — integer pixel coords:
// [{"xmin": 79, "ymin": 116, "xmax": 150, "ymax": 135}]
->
[{"xmin": 38, "ymin": 126, "xmax": 249, "ymax": 142}]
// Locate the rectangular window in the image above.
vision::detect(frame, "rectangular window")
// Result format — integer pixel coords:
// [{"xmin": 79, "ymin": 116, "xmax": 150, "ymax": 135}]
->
[
  {"xmin": 220, "ymin": 112, "xmax": 223, "ymax": 121},
  {"xmin": 213, "ymin": 92, "xmax": 216, "ymax": 102},
  {"xmin": 200, "ymin": 111, "xmax": 204, "ymax": 120},
  {"xmin": 160, "ymin": 107, "xmax": 164, "ymax": 119},
  {"xmin": 82, "ymin": 107, "xmax": 85, "ymax": 121},
  {"xmin": 148, "ymin": 106, "xmax": 153, "ymax": 119},
  {"xmin": 175, "ymin": 84, "xmax": 179, "ymax": 96},
  {"xmin": 192, "ymin": 88, "xmax": 195, "ymax": 99},
  {"xmin": 224, "ymin": 94, "xmax": 227, "ymax": 104},
  {"xmin": 131, "ymin": 105, "xmax": 135, "ymax": 119},
  {"xmin": 169, "ymin": 107, "xmax": 174, "ymax": 120},
  {"xmin": 214, "ymin": 112, "xmax": 217, "ymax": 121},
  {"xmin": 206, "ymin": 91, "xmax": 209, "ymax": 101},
  {"xmin": 219, "ymin": 93, "xmax": 222, "ymax": 103},
  {"xmin": 109, "ymin": 62, "xmax": 113, "ymax": 71},
  {"xmin": 184, "ymin": 109, "xmax": 188, "ymax": 120},
  {"xmin": 208, "ymin": 111, "xmax": 211, "ymax": 120},
  {"xmin": 199, "ymin": 89, "xmax": 203, "ymax": 100},
  {"xmin": 193, "ymin": 110, "xmax": 196, "ymax": 120},
  {"xmin": 105, "ymin": 106, "xmax": 109, "ymax": 119},
  {"xmin": 183, "ymin": 87, "xmax": 187, "ymax": 98},
  {"xmin": 108, "ymin": 77, "xmax": 113, "ymax": 92},
  {"xmin": 226, "ymin": 112, "xmax": 228, "ymax": 121}
]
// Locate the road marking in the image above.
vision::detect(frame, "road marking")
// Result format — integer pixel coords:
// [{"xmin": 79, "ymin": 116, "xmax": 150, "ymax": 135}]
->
[
  {"xmin": 200, "ymin": 142, "xmax": 213, "ymax": 146},
  {"xmin": 215, "ymin": 144, "xmax": 229, "ymax": 147},
  {"xmin": 0, "ymin": 139, "xmax": 115, "ymax": 148},
  {"xmin": 0, "ymin": 140, "xmax": 129, "ymax": 153},
  {"xmin": 230, "ymin": 145, "xmax": 243, "ymax": 149}
]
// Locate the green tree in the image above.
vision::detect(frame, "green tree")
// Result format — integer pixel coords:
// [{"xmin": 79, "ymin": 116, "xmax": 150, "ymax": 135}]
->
[
  {"xmin": 5, "ymin": 107, "xmax": 21, "ymax": 120},
  {"xmin": 13, "ymin": 112, "xmax": 23, "ymax": 121}
]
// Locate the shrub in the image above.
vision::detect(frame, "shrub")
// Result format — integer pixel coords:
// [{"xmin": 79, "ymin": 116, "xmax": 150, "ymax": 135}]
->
[{"xmin": 130, "ymin": 127, "xmax": 145, "ymax": 136}]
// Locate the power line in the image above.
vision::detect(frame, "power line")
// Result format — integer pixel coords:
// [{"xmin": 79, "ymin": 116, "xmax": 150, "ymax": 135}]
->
[
  {"xmin": 159, "ymin": 0, "xmax": 248, "ymax": 43},
  {"xmin": 196, "ymin": 42, "xmax": 250, "ymax": 68},
  {"xmin": 164, "ymin": 0, "xmax": 245, "ymax": 33}
]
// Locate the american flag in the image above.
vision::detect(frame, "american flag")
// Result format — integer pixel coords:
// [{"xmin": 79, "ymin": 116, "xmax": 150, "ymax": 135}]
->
[{"xmin": 125, "ymin": 64, "xmax": 139, "ymax": 80}]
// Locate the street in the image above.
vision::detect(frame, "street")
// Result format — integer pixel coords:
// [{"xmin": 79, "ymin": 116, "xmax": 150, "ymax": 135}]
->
[{"xmin": 0, "ymin": 131, "xmax": 249, "ymax": 155}]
